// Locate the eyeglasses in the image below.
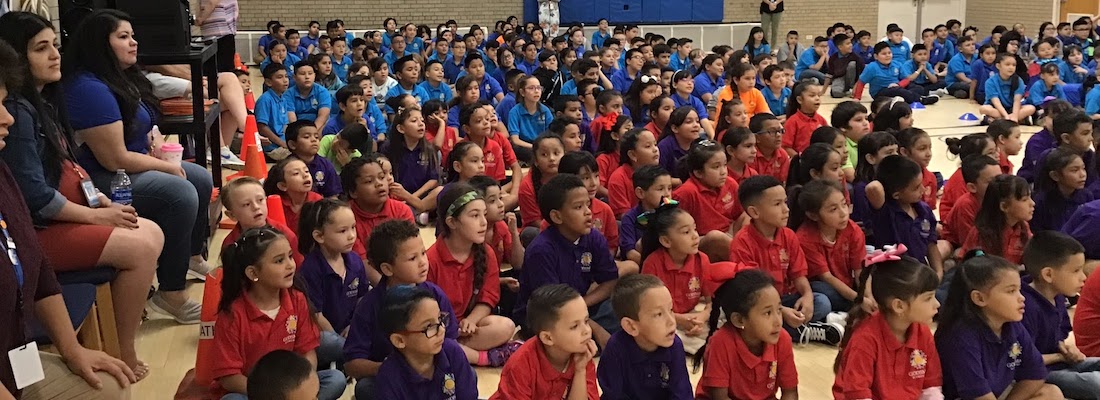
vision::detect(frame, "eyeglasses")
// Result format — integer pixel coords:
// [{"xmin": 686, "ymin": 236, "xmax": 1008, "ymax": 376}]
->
[
  {"xmin": 396, "ymin": 313, "xmax": 450, "ymax": 338},
  {"xmin": 524, "ymin": 85, "xmax": 543, "ymax": 91}
]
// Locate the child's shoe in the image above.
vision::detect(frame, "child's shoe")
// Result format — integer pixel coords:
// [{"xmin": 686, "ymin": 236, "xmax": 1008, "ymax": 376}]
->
[
  {"xmin": 919, "ymin": 95, "xmax": 940, "ymax": 105},
  {"xmin": 485, "ymin": 340, "xmax": 524, "ymax": 367},
  {"xmin": 799, "ymin": 321, "xmax": 843, "ymax": 346}
]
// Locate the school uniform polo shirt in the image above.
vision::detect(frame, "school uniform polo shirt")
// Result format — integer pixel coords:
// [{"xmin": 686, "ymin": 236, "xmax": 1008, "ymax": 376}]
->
[
  {"xmin": 657, "ymin": 135, "xmax": 690, "ymax": 175},
  {"xmin": 620, "ymin": 205, "xmax": 644, "ymax": 259},
  {"xmin": 386, "ymin": 141, "xmax": 439, "ymax": 193},
  {"xmin": 845, "ymin": 137, "xmax": 859, "ymax": 169},
  {"xmin": 493, "ymin": 94, "xmax": 517, "ymax": 127},
  {"xmin": 751, "ymin": 147, "xmax": 791, "ymax": 183},
  {"xmin": 299, "ymin": 249, "xmax": 368, "ymax": 333},
  {"xmin": 489, "ymin": 338, "xmax": 600, "ymax": 400},
  {"xmin": 695, "ymin": 324, "xmax": 797, "ymax": 399},
  {"xmin": 418, "ymin": 80, "xmax": 454, "ymax": 104},
  {"xmin": 611, "ymin": 68, "xmax": 637, "ymax": 93},
  {"xmin": 1021, "ymin": 283, "xmax": 1072, "ymax": 364},
  {"xmin": 330, "ymin": 54, "xmax": 352, "ymax": 82},
  {"xmin": 928, "ymin": 42, "xmax": 947, "ymax": 65},
  {"xmin": 943, "ymin": 192, "xmax": 978, "ymax": 245},
  {"xmin": 1074, "ymin": 271, "xmax": 1100, "ymax": 356},
  {"xmin": 375, "ymin": 339, "xmax": 478, "ymax": 400},
  {"xmin": 940, "ymin": 169, "xmax": 967, "ymax": 218},
  {"xmin": 730, "ymin": 224, "xmax": 808, "ymax": 296},
  {"xmin": 673, "ymin": 176, "xmax": 744, "ymax": 235},
  {"xmin": 1027, "ymin": 80, "xmax": 1066, "ymax": 106},
  {"xmin": 727, "ymin": 164, "xmax": 759, "ymax": 185},
  {"xmin": 285, "ymin": 83, "xmax": 332, "ymax": 123},
  {"xmin": 1032, "ymin": 189, "xmax": 1094, "ymax": 233},
  {"xmin": 344, "ymin": 280, "xmax": 460, "ymax": 365},
  {"xmin": 516, "ymin": 59, "xmax": 539, "ymax": 75},
  {"xmin": 209, "ymin": 289, "xmax": 320, "ymax": 387},
  {"xmin": 607, "ymin": 164, "xmax": 637, "ymax": 218},
  {"xmin": 281, "ymin": 192, "xmax": 323, "ymax": 236},
  {"xmin": 984, "ymin": 74, "xmax": 1026, "ymax": 107},
  {"xmin": 961, "ymin": 222, "xmax": 1029, "ymax": 264},
  {"xmin": 672, "ymin": 93, "xmax": 709, "ymax": 120},
  {"xmin": 1086, "ymin": 84, "xmax": 1100, "ymax": 116},
  {"xmin": 507, "ymin": 103, "xmax": 554, "ymax": 143},
  {"xmin": 426, "ymin": 241, "xmax": 501, "ymax": 319},
  {"xmin": 517, "ymin": 173, "xmax": 540, "ymax": 227},
  {"xmin": 858, "ymin": 61, "xmax": 903, "ymax": 98},
  {"xmin": 254, "ymin": 89, "xmax": 291, "ymax": 152},
  {"xmin": 476, "ymin": 76, "xmax": 504, "ymax": 105},
  {"xmin": 642, "ymin": 248, "xmax": 713, "ymax": 314},
  {"xmin": 559, "ymin": 79, "xmax": 578, "ymax": 96},
  {"xmin": 693, "ymin": 74, "xmax": 724, "ymax": 100},
  {"xmin": 781, "ymin": 111, "xmax": 827, "ymax": 154},
  {"xmin": 832, "ymin": 312, "xmax": 942, "ymax": 400},
  {"xmin": 946, "ymin": 53, "xmax": 974, "ymax": 86},
  {"xmin": 761, "ymin": 87, "xmax": 790, "ymax": 117},
  {"xmin": 221, "ymin": 220, "xmax": 304, "ymax": 266},
  {"xmin": 443, "ymin": 56, "xmax": 465, "ymax": 84},
  {"xmin": 385, "ymin": 83, "xmax": 431, "ymax": 106},
  {"xmin": 971, "ymin": 61, "xmax": 998, "ymax": 99},
  {"xmin": 1060, "ymin": 61, "xmax": 1091, "ymax": 85},
  {"xmin": 903, "ymin": 60, "xmax": 936, "ymax": 85},
  {"xmin": 937, "ymin": 321, "xmax": 1047, "ymax": 399},
  {"xmin": 349, "ymin": 199, "xmax": 416, "ymax": 259},
  {"xmin": 921, "ymin": 167, "xmax": 939, "ymax": 210},
  {"xmin": 536, "ymin": 197, "xmax": 618, "ymax": 255},
  {"xmin": 795, "ymin": 48, "xmax": 822, "ymax": 79},
  {"xmin": 465, "ymin": 136, "xmax": 508, "ymax": 183},
  {"xmin": 488, "ymin": 221, "xmax": 514, "ymax": 267},
  {"xmin": 854, "ymin": 43, "xmax": 875, "ymax": 65},
  {"xmin": 868, "ymin": 199, "xmax": 938, "ymax": 264},
  {"xmin": 797, "ymin": 220, "xmax": 864, "ymax": 288},
  {"xmin": 670, "ymin": 53, "xmax": 690, "ymax": 71},
  {"xmin": 383, "ymin": 49, "xmax": 415, "ymax": 70},
  {"xmin": 597, "ymin": 331, "xmax": 693, "ymax": 400},
  {"xmin": 514, "ymin": 226, "xmax": 618, "ymax": 323},
  {"xmin": 1019, "ymin": 129, "xmax": 1057, "ymax": 183},
  {"xmin": 302, "ymin": 155, "xmax": 342, "ymax": 197},
  {"xmin": 888, "ymin": 41, "xmax": 912, "ymax": 62}
]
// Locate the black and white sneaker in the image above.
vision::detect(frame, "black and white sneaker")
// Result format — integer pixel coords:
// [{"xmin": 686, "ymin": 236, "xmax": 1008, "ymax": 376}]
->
[
  {"xmin": 799, "ymin": 321, "xmax": 844, "ymax": 346},
  {"xmin": 919, "ymin": 95, "xmax": 940, "ymax": 105}
]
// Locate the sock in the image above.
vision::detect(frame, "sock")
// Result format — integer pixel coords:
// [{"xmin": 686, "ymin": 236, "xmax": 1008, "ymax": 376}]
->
[{"xmin": 477, "ymin": 350, "xmax": 490, "ymax": 366}]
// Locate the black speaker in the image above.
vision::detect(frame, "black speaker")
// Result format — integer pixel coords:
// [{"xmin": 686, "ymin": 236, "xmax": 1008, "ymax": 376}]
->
[
  {"xmin": 58, "ymin": 0, "xmax": 113, "ymax": 45},
  {"xmin": 114, "ymin": 0, "xmax": 192, "ymax": 55}
]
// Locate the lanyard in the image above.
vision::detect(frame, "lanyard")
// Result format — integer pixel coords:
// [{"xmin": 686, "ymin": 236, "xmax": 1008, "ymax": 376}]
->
[{"xmin": 0, "ymin": 211, "xmax": 23, "ymax": 288}]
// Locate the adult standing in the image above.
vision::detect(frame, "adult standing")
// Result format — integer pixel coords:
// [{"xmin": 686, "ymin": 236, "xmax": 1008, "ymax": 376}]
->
[
  {"xmin": 759, "ymin": 0, "xmax": 784, "ymax": 53},
  {"xmin": 63, "ymin": 9, "xmax": 211, "ymax": 324},
  {"xmin": 195, "ymin": 0, "xmax": 238, "ymax": 73},
  {"xmin": 0, "ymin": 11, "xmax": 162, "ymax": 379},
  {"xmin": 0, "ymin": 39, "xmax": 135, "ymax": 400}
]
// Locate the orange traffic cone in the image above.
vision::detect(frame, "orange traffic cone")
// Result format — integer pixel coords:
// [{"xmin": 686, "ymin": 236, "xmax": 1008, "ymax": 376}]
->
[
  {"xmin": 244, "ymin": 92, "xmax": 255, "ymax": 111},
  {"xmin": 267, "ymin": 194, "xmax": 287, "ymax": 227},
  {"xmin": 193, "ymin": 268, "xmax": 223, "ymax": 387},
  {"xmin": 239, "ymin": 115, "xmax": 258, "ymax": 162},
  {"xmin": 233, "ymin": 53, "xmax": 245, "ymax": 73},
  {"xmin": 241, "ymin": 144, "xmax": 267, "ymax": 180}
]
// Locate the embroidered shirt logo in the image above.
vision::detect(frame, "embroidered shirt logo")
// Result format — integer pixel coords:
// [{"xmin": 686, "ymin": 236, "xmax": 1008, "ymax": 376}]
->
[
  {"xmin": 442, "ymin": 373, "xmax": 456, "ymax": 396},
  {"xmin": 909, "ymin": 349, "xmax": 928, "ymax": 379},
  {"xmin": 767, "ymin": 361, "xmax": 778, "ymax": 389},
  {"xmin": 315, "ymin": 171, "xmax": 325, "ymax": 184},
  {"xmin": 1008, "ymin": 341, "xmax": 1023, "ymax": 370},
  {"xmin": 687, "ymin": 276, "xmax": 701, "ymax": 299},
  {"xmin": 659, "ymin": 363, "xmax": 670, "ymax": 388},
  {"xmin": 580, "ymin": 252, "xmax": 592, "ymax": 272}
]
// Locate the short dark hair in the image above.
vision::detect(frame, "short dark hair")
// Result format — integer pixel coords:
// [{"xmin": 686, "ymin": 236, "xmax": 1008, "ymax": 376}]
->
[
  {"xmin": 612, "ymin": 274, "xmax": 665, "ymax": 320},
  {"xmin": 1023, "ymin": 231, "xmax": 1085, "ymax": 277},
  {"xmin": 558, "ymin": 151, "xmax": 598, "ymax": 175},
  {"xmin": 738, "ymin": 175, "xmax": 783, "ymax": 207},
  {"xmin": 379, "ymin": 285, "xmax": 436, "ymax": 334},
  {"xmin": 633, "ymin": 164, "xmax": 670, "ymax": 191},
  {"xmin": 526, "ymin": 284, "xmax": 582, "ymax": 334},
  {"xmin": 749, "ymin": 113, "xmax": 778, "ymax": 133},
  {"xmin": 261, "ymin": 63, "xmax": 285, "ymax": 79},
  {"xmin": 653, "ymin": 44, "xmax": 672, "ymax": 56},
  {"xmin": 285, "ymin": 119, "xmax": 315, "ymax": 142},
  {"xmin": 537, "ymin": 174, "xmax": 586, "ymax": 222},
  {"xmin": 335, "ymin": 85, "xmax": 366, "ymax": 105},
  {"xmin": 1053, "ymin": 109, "xmax": 1091, "ymax": 136},
  {"xmin": 366, "ymin": 218, "xmax": 421, "ymax": 271},
  {"xmin": 246, "ymin": 350, "xmax": 315, "ymax": 400},
  {"xmin": 960, "ymin": 154, "xmax": 999, "ymax": 184}
]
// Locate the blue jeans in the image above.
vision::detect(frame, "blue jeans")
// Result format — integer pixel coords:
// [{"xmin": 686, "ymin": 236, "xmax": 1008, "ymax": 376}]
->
[
  {"xmin": 780, "ymin": 292, "xmax": 830, "ymax": 340},
  {"xmin": 810, "ymin": 280, "xmax": 852, "ymax": 312},
  {"xmin": 1047, "ymin": 357, "xmax": 1100, "ymax": 399},
  {"xmin": 354, "ymin": 376, "xmax": 376, "ymax": 400},
  {"xmin": 590, "ymin": 298, "xmax": 621, "ymax": 336},
  {"xmin": 91, "ymin": 162, "xmax": 212, "ymax": 291},
  {"xmin": 317, "ymin": 330, "xmax": 346, "ymax": 370},
  {"xmin": 798, "ymin": 69, "xmax": 827, "ymax": 85},
  {"xmin": 220, "ymin": 369, "xmax": 346, "ymax": 400},
  {"xmin": 936, "ymin": 267, "xmax": 957, "ymax": 307}
]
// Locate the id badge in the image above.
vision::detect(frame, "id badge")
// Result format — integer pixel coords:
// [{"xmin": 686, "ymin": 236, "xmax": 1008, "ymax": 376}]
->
[
  {"xmin": 80, "ymin": 178, "xmax": 101, "ymax": 208},
  {"xmin": 8, "ymin": 342, "xmax": 44, "ymax": 389}
]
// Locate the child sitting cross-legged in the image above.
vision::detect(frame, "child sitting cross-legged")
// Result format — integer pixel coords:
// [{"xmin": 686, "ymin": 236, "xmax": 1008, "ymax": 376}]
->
[
  {"xmin": 264, "ymin": 157, "xmax": 323, "ymax": 233},
  {"xmin": 620, "ymin": 165, "xmax": 673, "ymax": 265}
]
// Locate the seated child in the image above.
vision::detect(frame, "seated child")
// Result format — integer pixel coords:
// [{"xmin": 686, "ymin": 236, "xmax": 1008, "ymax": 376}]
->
[
  {"xmin": 286, "ymin": 61, "xmax": 333, "ymax": 130},
  {"xmin": 714, "ymin": 98, "xmax": 750, "ymax": 144},
  {"xmin": 551, "ymin": 152, "xmax": 623, "ymax": 259},
  {"xmin": 940, "ymin": 133, "xmax": 997, "ymax": 217},
  {"xmin": 550, "ymin": 117, "xmax": 585, "ymax": 153},
  {"xmin": 936, "ymin": 252, "xmax": 1063, "ymax": 400},
  {"xmin": 417, "ymin": 59, "xmax": 454, "ymax": 104},
  {"xmin": 264, "ymin": 157, "xmax": 323, "ymax": 233},
  {"xmin": 850, "ymin": 131, "xmax": 899, "ymax": 226},
  {"xmin": 382, "ymin": 106, "xmax": 444, "ymax": 217},
  {"xmin": 854, "ymin": 42, "xmax": 937, "ymax": 105},
  {"xmin": 730, "ymin": 175, "xmax": 840, "ymax": 345},
  {"xmin": 906, "ymin": 44, "xmax": 944, "ymax": 93},
  {"xmin": 1019, "ymin": 100, "xmax": 1074, "ymax": 183},
  {"xmin": 866, "ymin": 155, "xmax": 944, "ymax": 275},
  {"xmin": 959, "ymin": 175, "xmax": 1034, "ymax": 264},
  {"xmin": 673, "ymin": 140, "xmax": 746, "ymax": 262},
  {"xmin": 507, "ymin": 75, "xmax": 555, "ymax": 162},
  {"xmin": 608, "ymin": 129, "xmax": 661, "ymax": 218},
  {"xmin": 693, "ymin": 269, "xmax": 798, "ymax": 399},
  {"xmin": 255, "ymin": 63, "xmax": 293, "ymax": 160},
  {"xmin": 657, "ymin": 106, "xmax": 702, "ymax": 179},
  {"xmin": 620, "ymin": 165, "xmax": 673, "ymax": 265},
  {"xmin": 598, "ymin": 274, "xmax": 693, "ymax": 399},
  {"xmin": 491, "ymin": 285, "xmax": 599, "ymax": 399},
  {"xmin": 941, "ymin": 155, "xmax": 1001, "ymax": 251},
  {"xmin": 297, "ymin": 199, "xmax": 367, "ymax": 368},
  {"xmin": 979, "ymin": 54, "xmax": 1037, "ymax": 123},
  {"xmin": 515, "ymin": 174, "xmax": 622, "ymax": 348},
  {"xmin": 895, "ymin": 128, "xmax": 937, "ymax": 210},
  {"xmin": 781, "ymin": 81, "xmax": 827, "ymax": 156},
  {"xmin": 318, "ymin": 123, "xmax": 370, "ymax": 173},
  {"xmin": 594, "ymin": 115, "xmax": 632, "ymax": 191},
  {"xmin": 761, "ymin": 65, "xmax": 792, "ymax": 117},
  {"xmin": 245, "ymin": 350, "xmax": 322, "ymax": 400},
  {"xmin": 1031, "ymin": 148, "xmax": 1092, "ymax": 232},
  {"xmin": 831, "ymin": 101, "xmax": 870, "ymax": 181},
  {"xmin": 749, "ymin": 113, "xmax": 791, "ymax": 183},
  {"xmin": 1029, "ymin": 63, "xmax": 1068, "ymax": 106},
  {"xmin": 373, "ymin": 286, "xmax": 479, "ymax": 399},
  {"xmin": 468, "ymin": 175, "xmax": 524, "ymax": 269},
  {"xmin": 791, "ymin": 179, "xmax": 865, "ymax": 314},
  {"xmin": 826, "ymin": 34, "xmax": 865, "ymax": 98},
  {"xmin": 722, "ymin": 127, "xmax": 760, "ymax": 184},
  {"xmin": 219, "ymin": 176, "xmax": 303, "ymax": 266},
  {"xmin": 1021, "ymin": 231, "xmax": 1100, "ymax": 399},
  {"xmin": 286, "ymin": 120, "xmax": 342, "ymax": 197},
  {"xmin": 210, "ymin": 227, "xmax": 347, "ymax": 400},
  {"xmin": 343, "ymin": 220, "xmax": 460, "ymax": 399},
  {"xmin": 322, "ymin": 85, "xmax": 382, "ymax": 141},
  {"xmin": 945, "ymin": 35, "xmax": 977, "ymax": 98},
  {"xmin": 340, "ymin": 155, "xmax": 415, "ymax": 283},
  {"xmin": 517, "ymin": 133, "xmax": 564, "ymax": 229}
]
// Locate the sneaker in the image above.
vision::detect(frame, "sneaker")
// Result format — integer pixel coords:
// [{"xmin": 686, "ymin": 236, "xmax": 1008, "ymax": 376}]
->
[
  {"xmin": 934, "ymin": 88, "xmax": 949, "ymax": 97},
  {"xmin": 919, "ymin": 95, "xmax": 940, "ymax": 105},
  {"xmin": 826, "ymin": 311, "xmax": 849, "ymax": 326},
  {"xmin": 146, "ymin": 292, "xmax": 202, "ymax": 325},
  {"xmin": 486, "ymin": 340, "xmax": 524, "ymax": 367},
  {"xmin": 798, "ymin": 321, "xmax": 843, "ymax": 346},
  {"xmin": 220, "ymin": 146, "xmax": 245, "ymax": 169},
  {"xmin": 417, "ymin": 212, "xmax": 431, "ymax": 227},
  {"xmin": 187, "ymin": 258, "xmax": 214, "ymax": 281}
]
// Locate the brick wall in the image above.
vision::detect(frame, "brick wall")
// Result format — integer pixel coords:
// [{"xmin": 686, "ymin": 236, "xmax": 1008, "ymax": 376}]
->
[
  {"xmin": 965, "ymin": 0, "xmax": 1055, "ymax": 40},
  {"xmin": 236, "ymin": 0, "xmax": 523, "ymax": 31},
  {"xmin": 724, "ymin": 0, "xmax": 879, "ymax": 43}
]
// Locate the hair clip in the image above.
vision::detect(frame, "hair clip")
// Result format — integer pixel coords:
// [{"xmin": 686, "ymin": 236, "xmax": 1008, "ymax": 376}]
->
[
  {"xmin": 639, "ymin": 75, "xmax": 659, "ymax": 84},
  {"xmin": 695, "ymin": 139, "xmax": 718, "ymax": 148},
  {"xmin": 865, "ymin": 243, "xmax": 908, "ymax": 266},
  {"xmin": 590, "ymin": 112, "xmax": 620, "ymax": 135},
  {"xmin": 635, "ymin": 197, "xmax": 679, "ymax": 227},
  {"xmin": 973, "ymin": 249, "xmax": 986, "ymax": 257}
]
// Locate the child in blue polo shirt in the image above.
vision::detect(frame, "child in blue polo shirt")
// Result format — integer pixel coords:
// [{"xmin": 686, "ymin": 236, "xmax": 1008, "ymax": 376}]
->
[
  {"xmin": 507, "ymin": 75, "xmax": 554, "ymax": 160},
  {"xmin": 598, "ymin": 274, "xmax": 693, "ymax": 400},
  {"xmin": 866, "ymin": 155, "xmax": 944, "ymax": 277},
  {"xmin": 259, "ymin": 40, "xmax": 299, "ymax": 77},
  {"xmin": 386, "ymin": 55, "xmax": 430, "ymax": 106},
  {"xmin": 936, "ymin": 252, "xmax": 1063, "ymax": 400},
  {"xmin": 515, "ymin": 174, "xmax": 622, "ymax": 348},
  {"xmin": 946, "ymin": 35, "xmax": 977, "ymax": 98},
  {"xmin": 419, "ymin": 60, "xmax": 454, "ymax": 104},
  {"xmin": 970, "ymin": 43, "xmax": 999, "ymax": 104},
  {"xmin": 795, "ymin": 36, "xmax": 829, "ymax": 85},
  {"xmin": 761, "ymin": 65, "xmax": 791, "ymax": 117},
  {"xmin": 907, "ymin": 44, "xmax": 944, "ymax": 93},
  {"xmin": 286, "ymin": 61, "xmax": 333, "ymax": 130},
  {"xmin": 330, "ymin": 37, "xmax": 352, "ymax": 82},
  {"xmin": 1020, "ymin": 231, "xmax": 1100, "ymax": 399},
  {"xmin": 255, "ymin": 63, "xmax": 292, "ymax": 159},
  {"xmin": 980, "ymin": 53, "xmax": 1036, "ymax": 123},
  {"xmin": 286, "ymin": 120, "xmax": 342, "ymax": 197},
  {"xmin": 298, "ymin": 198, "xmax": 366, "ymax": 369},
  {"xmin": 374, "ymin": 286, "xmax": 479, "ymax": 400},
  {"xmin": 886, "ymin": 25, "xmax": 912, "ymax": 63},
  {"xmin": 854, "ymin": 42, "xmax": 937, "ymax": 105},
  {"xmin": 1029, "ymin": 63, "xmax": 1068, "ymax": 106}
]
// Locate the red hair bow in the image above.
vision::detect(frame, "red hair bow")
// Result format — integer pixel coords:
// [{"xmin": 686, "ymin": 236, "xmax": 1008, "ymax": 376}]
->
[
  {"xmin": 589, "ymin": 112, "xmax": 620, "ymax": 144},
  {"xmin": 865, "ymin": 244, "xmax": 908, "ymax": 266}
]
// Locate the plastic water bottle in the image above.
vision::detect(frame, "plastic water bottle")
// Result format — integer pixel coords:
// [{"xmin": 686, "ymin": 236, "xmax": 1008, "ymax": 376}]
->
[{"xmin": 110, "ymin": 169, "xmax": 133, "ymax": 206}]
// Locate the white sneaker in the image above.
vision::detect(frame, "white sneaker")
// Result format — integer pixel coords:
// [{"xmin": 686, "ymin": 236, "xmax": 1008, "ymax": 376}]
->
[
  {"xmin": 221, "ymin": 146, "xmax": 245, "ymax": 167},
  {"xmin": 417, "ymin": 212, "xmax": 431, "ymax": 227},
  {"xmin": 187, "ymin": 258, "xmax": 213, "ymax": 281},
  {"xmin": 827, "ymin": 311, "xmax": 849, "ymax": 326},
  {"xmin": 934, "ymin": 88, "xmax": 949, "ymax": 97}
]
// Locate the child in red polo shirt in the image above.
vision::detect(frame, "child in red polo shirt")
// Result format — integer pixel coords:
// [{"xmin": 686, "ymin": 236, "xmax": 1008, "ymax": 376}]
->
[
  {"xmin": 444, "ymin": 141, "xmax": 487, "ymax": 184},
  {"xmin": 340, "ymin": 154, "xmax": 415, "ymax": 285},
  {"xmin": 672, "ymin": 140, "xmax": 745, "ymax": 263},
  {"xmin": 721, "ymin": 127, "xmax": 760, "ymax": 184},
  {"xmin": 219, "ymin": 176, "xmax": 304, "ymax": 266},
  {"xmin": 692, "ymin": 269, "xmax": 798, "ymax": 400},
  {"xmin": 897, "ymin": 128, "xmax": 940, "ymax": 210},
  {"xmin": 211, "ymin": 227, "xmax": 347, "ymax": 399},
  {"xmin": 425, "ymin": 100, "xmax": 459, "ymax": 167},
  {"xmin": 781, "ymin": 81, "xmax": 828, "ymax": 156},
  {"xmin": 989, "ymin": 119, "xmax": 1023, "ymax": 175},
  {"xmin": 491, "ymin": 284, "xmax": 600, "ymax": 400},
  {"xmin": 960, "ymin": 175, "xmax": 1033, "ymax": 265},
  {"xmin": 594, "ymin": 114, "xmax": 633, "ymax": 192},
  {"xmin": 461, "ymin": 104, "xmax": 522, "ymax": 192},
  {"xmin": 607, "ymin": 129, "xmax": 661, "ymax": 218},
  {"xmin": 791, "ymin": 179, "xmax": 865, "ymax": 315},
  {"xmin": 518, "ymin": 133, "xmax": 564, "ymax": 229},
  {"xmin": 749, "ymin": 113, "xmax": 791, "ymax": 183},
  {"xmin": 940, "ymin": 133, "xmax": 997, "ymax": 218},
  {"xmin": 428, "ymin": 183, "xmax": 522, "ymax": 367},
  {"xmin": 730, "ymin": 175, "xmax": 841, "ymax": 345},
  {"xmin": 832, "ymin": 255, "xmax": 943, "ymax": 400},
  {"xmin": 264, "ymin": 157, "xmax": 324, "ymax": 234},
  {"xmin": 941, "ymin": 155, "xmax": 1000, "ymax": 252},
  {"xmin": 482, "ymin": 103, "xmax": 523, "ymax": 212},
  {"xmin": 469, "ymin": 176, "xmax": 524, "ymax": 269}
]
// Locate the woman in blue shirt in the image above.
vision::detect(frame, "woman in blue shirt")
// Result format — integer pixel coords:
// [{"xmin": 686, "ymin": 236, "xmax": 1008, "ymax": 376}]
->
[{"xmin": 62, "ymin": 10, "xmax": 211, "ymax": 326}]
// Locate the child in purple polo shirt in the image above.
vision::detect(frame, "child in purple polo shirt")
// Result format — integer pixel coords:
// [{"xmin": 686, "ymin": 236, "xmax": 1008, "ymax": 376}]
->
[
  {"xmin": 287, "ymin": 120, "xmax": 342, "ymax": 198},
  {"xmin": 383, "ymin": 106, "xmax": 443, "ymax": 217},
  {"xmin": 298, "ymin": 199, "xmax": 366, "ymax": 369},
  {"xmin": 373, "ymin": 286, "xmax": 479, "ymax": 400},
  {"xmin": 515, "ymin": 174, "xmax": 622, "ymax": 348},
  {"xmin": 1020, "ymin": 232, "xmax": 1100, "ymax": 398},
  {"xmin": 343, "ymin": 220, "xmax": 460, "ymax": 399},
  {"xmin": 598, "ymin": 274, "xmax": 693, "ymax": 400},
  {"xmin": 1019, "ymin": 100, "xmax": 1074, "ymax": 183},
  {"xmin": 620, "ymin": 165, "xmax": 672, "ymax": 265},
  {"xmin": 936, "ymin": 252, "xmax": 1063, "ymax": 400},
  {"xmin": 866, "ymin": 155, "xmax": 944, "ymax": 277},
  {"xmin": 245, "ymin": 350, "xmax": 321, "ymax": 399}
]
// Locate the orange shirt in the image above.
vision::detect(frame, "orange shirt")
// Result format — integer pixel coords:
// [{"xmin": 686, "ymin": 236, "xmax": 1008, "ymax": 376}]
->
[
  {"xmin": 696, "ymin": 324, "xmax": 797, "ymax": 399},
  {"xmin": 714, "ymin": 86, "xmax": 771, "ymax": 122},
  {"xmin": 960, "ymin": 222, "xmax": 1030, "ymax": 264},
  {"xmin": 673, "ymin": 176, "xmax": 744, "ymax": 235},
  {"xmin": 490, "ymin": 339, "xmax": 599, "ymax": 400},
  {"xmin": 751, "ymin": 147, "xmax": 791, "ymax": 183},
  {"xmin": 730, "ymin": 223, "xmax": 808, "ymax": 296},
  {"xmin": 607, "ymin": 163, "xmax": 637, "ymax": 218}
]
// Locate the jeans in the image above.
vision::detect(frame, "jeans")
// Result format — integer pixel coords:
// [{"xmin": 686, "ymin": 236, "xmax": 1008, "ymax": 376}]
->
[
  {"xmin": 780, "ymin": 292, "xmax": 830, "ymax": 341},
  {"xmin": 590, "ymin": 298, "xmax": 622, "ymax": 335},
  {"xmin": 220, "ymin": 369, "xmax": 346, "ymax": 400},
  {"xmin": 1046, "ymin": 357, "xmax": 1100, "ymax": 399},
  {"xmin": 798, "ymin": 69, "xmax": 827, "ymax": 85},
  {"xmin": 317, "ymin": 330, "xmax": 346, "ymax": 370},
  {"xmin": 810, "ymin": 280, "xmax": 853, "ymax": 312},
  {"xmin": 936, "ymin": 266, "xmax": 957, "ymax": 306},
  {"xmin": 873, "ymin": 86, "xmax": 923, "ymax": 104},
  {"xmin": 947, "ymin": 82, "xmax": 971, "ymax": 98},
  {"xmin": 354, "ymin": 376, "xmax": 376, "ymax": 400},
  {"xmin": 830, "ymin": 62, "xmax": 858, "ymax": 98},
  {"xmin": 91, "ymin": 161, "xmax": 211, "ymax": 292},
  {"xmin": 760, "ymin": 12, "xmax": 783, "ymax": 49}
]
